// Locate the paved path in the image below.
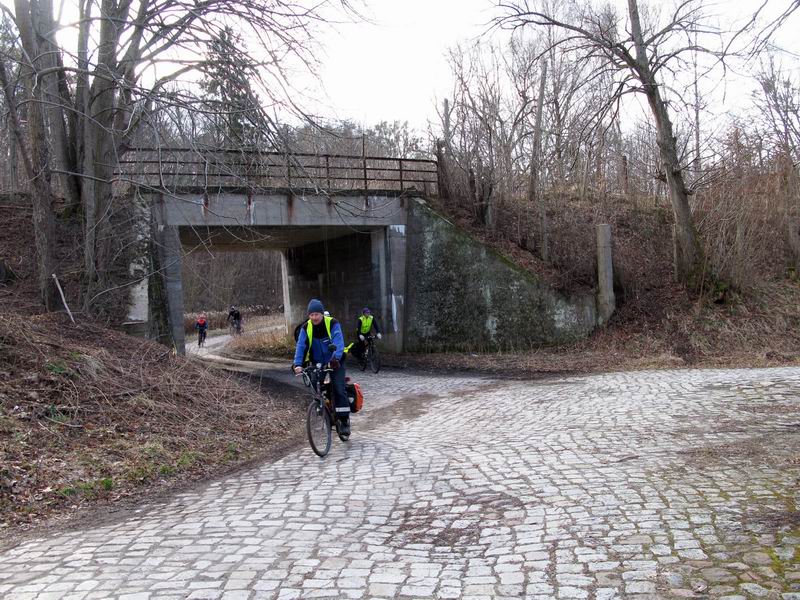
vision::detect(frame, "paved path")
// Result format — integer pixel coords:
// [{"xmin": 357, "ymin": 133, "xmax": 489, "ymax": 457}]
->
[{"xmin": 1, "ymin": 367, "xmax": 799, "ymax": 600}]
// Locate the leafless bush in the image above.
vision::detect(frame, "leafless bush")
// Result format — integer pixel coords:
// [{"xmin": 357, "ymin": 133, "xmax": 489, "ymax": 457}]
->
[{"xmin": 695, "ymin": 131, "xmax": 800, "ymax": 289}]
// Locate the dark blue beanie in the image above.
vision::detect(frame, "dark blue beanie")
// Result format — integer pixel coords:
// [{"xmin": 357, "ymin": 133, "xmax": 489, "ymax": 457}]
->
[{"xmin": 307, "ymin": 299, "xmax": 325, "ymax": 314}]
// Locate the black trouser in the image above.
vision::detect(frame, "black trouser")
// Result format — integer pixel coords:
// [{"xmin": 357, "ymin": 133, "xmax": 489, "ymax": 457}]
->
[
  {"xmin": 330, "ymin": 363, "xmax": 350, "ymax": 423},
  {"xmin": 352, "ymin": 338, "xmax": 367, "ymax": 359}
]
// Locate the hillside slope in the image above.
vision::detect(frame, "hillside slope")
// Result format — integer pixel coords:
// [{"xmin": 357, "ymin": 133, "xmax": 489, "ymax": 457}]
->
[
  {"xmin": 422, "ymin": 193, "xmax": 800, "ymax": 368},
  {"xmin": 0, "ymin": 312, "xmax": 305, "ymax": 538},
  {"xmin": 0, "ymin": 197, "xmax": 305, "ymax": 538}
]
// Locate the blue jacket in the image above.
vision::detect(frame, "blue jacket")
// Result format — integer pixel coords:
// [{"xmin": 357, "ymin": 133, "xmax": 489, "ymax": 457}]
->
[{"xmin": 293, "ymin": 318, "xmax": 345, "ymax": 366}]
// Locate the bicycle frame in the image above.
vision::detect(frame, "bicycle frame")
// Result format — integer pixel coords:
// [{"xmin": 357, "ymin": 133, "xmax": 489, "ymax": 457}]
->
[{"xmin": 303, "ymin": 364, "xmax": 333, "ymax": 409}]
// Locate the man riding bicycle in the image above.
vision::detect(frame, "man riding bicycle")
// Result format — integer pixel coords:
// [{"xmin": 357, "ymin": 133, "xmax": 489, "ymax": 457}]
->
[
  {"xmin": 351, "ymin": 307, "xmax": 382, "ymax": 361},
  {"xmin": 194, "ymin": 313, "xmax": 209, "ymax": 347},
  {"xmin": 292, "ymin": 299, "xmax": 351, "ymax": 436},
  {"xmin": 227, "ymin": 305, "xmax": 242, "ymax": 334}
]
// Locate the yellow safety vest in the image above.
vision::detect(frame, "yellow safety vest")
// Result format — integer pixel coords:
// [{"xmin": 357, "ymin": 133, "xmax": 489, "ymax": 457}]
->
[
  {"xmin": 304, "ymin": 316, "xmax": 333, "ymax": 363},
  {"xmin": 359, "ymin": 315, "xmax": 374, "ymax": 335}
]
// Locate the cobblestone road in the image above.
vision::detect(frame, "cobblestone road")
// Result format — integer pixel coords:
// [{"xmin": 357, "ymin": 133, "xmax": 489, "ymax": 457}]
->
[{"xmin": 1, "ymin": 367, "xmax": 799, "ymax": 599}]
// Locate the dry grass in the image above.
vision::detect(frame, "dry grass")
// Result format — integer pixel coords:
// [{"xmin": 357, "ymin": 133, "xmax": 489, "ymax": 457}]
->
[
  {"xmin": 0, "ymin": 311, "xmax": 305, "ymax": 533},
  {"xmin": 226, "ymin": 317, "xmax": 294, "ymax": 360},
  {"xmin": 182, "ymin": 307, "xmax": 276, "ymax": 334}
]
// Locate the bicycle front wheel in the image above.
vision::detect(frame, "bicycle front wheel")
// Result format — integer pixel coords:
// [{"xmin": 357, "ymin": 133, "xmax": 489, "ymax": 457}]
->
[
  {"xmin": 306, "ymin": 401, "xmax": 332, "ymax": 457},
  {"xmin": 369, "ymin": 346, "xmax": 381, "ymax": 373}
]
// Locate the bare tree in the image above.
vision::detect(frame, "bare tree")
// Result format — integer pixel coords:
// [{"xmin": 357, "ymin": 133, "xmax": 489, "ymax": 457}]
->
[
  {"xmin": 0, "ymin": 2, "xmax": 60, "ymax": 308},
  {"xmin": 754, "ymin": 57, "xmax": 800, "ymax": 267},
  {"xmin": 528, "ymin": 58, "xmax": 548, "ymax": 260},
  {"xmin": 2, "ymin": 0, "xmax": 356, "ymax": 312},
  {"xmin": 442, "ymin": 42, "xmax": 541, "ymax": 228},
  {"xmin": 756, "ymin": 57, "xmax": 800, "ymax": 166},
  {"xmin": 495, "ymin": 0, "xmax": 716, "ymax": 286}
]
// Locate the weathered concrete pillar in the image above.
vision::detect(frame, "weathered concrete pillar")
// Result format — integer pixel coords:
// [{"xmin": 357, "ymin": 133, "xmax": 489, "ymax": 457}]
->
[
  {"xmin": 280, "ymin": 250, "xmax": 307, "ymax": 336},
  {"xmin": 370, "ymin": 228, "xmax": 389, "ymax": 339},
  {"xmin": 121, "ymin": 193, "xmax": 151, "ymax": 338},
  {"xmin": 281, "ymin": 251, "xmax": 293, "ymax": 335},
  {"xmin": 156, "ymin": 224, "xmax": 186, "ymax": 354},
  {"xmin": 386, "ymin": 225, "xmax": 407, "ymax": 352},
  {"xmin": 596, "ymin": 223, "xmax": 615, "ymax": 326}
]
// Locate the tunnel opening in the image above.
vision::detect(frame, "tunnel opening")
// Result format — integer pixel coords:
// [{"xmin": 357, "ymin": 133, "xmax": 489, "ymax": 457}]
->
[{"xmin": 175, "ymin": 224, "xmax": 397, "ymax": 353}]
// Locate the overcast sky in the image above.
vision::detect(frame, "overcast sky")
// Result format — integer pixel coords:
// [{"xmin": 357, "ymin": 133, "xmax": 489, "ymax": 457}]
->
[
  {"xmin": 307, "ymin": 0, "xmax": 800, "ymax": 133},
  {"xmin": 311, "ymin": 0, "xmax": 494, "ymax": 131},
  {"xmin": 3, "ymin": 0, "xmax": 798, "ymax": 135}
]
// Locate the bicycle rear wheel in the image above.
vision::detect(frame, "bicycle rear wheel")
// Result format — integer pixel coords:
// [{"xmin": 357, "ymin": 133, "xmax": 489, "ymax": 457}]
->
[
  {"xmin": 369, "ymin": 345, "xmax": 381, "ymax": 373},
  {"xmin": 306, "ymin": 400, "xmax": 332, "ymax": 457}
]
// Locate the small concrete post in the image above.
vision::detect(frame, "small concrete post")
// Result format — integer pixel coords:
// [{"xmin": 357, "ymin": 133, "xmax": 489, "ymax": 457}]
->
[{"xmin": 596, "ymin": 224, "xmax": 615, "ymax": 326}]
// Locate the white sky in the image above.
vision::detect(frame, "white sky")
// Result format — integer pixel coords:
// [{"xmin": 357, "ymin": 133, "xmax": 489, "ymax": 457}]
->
[
  {"xmin": 311, "ymin": 0, "xmax": 495, "ymax": 131},
  {"xmin": 2, "ymin": 0, "xmax": 798, "ymax": 136},
  {"xmin": 308, "ymin": 0, "xmax": 800, "ymax": 133}
]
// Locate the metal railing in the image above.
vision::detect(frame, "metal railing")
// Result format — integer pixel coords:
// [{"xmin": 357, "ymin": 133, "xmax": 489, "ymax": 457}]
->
[{"xmin": 119, "ymin": 148, "xmax": 439, "ymax": 196}]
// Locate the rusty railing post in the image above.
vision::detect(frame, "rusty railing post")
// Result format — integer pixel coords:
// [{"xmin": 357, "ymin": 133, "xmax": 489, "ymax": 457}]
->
[
  {"xmin": 362, "ymin": 136, "xmax": 368, "ymax": 193},
  {"xmin": 399, "ymin": 159, "xmax": 404, "ymax": 191},
  {"xmin": 325, "ymin": 155, "xmax": 330, "ymax": 190}
]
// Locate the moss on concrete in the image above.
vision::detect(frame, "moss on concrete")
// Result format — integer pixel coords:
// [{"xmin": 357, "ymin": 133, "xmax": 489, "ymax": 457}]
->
[{"xmin": 404, "ymin": 200, "xmax": 596, "ymax": 352}]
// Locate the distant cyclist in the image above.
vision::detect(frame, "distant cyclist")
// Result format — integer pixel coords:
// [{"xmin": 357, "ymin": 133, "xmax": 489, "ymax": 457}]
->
[
  {"xmin": 227, "ymin": 305, "xmax": 242, "ymax": 334},
  {"xmin": 194, "ymin": 313, "xmax": 209, "ymax": 347},
  {"xmin": 351, "ymin": 307, "xmax": 381, "ymax": 361}
]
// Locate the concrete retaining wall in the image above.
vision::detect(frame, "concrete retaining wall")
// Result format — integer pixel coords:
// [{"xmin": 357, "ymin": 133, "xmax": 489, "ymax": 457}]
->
[{"xmin": 404, "ymin": 200, "xmax": 596, "ymax": 351}]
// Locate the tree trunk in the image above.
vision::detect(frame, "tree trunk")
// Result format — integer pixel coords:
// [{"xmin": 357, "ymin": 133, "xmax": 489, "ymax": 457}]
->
[
  {"xmin": 13, "ymin": 0, "xmax": 60, "ymax": 310},
  {"xmin": 628, "ymin": 0, "xmax": 703, "ymax": 286},
  {"xmin": 82, "ymin": 0, "xmax": 123, "ymax": 309},
  {"xmin": 9, "ymin": 121, "xmax": 18, "ymax": 191},
  {"xmin": 31, "ymin": 0, "xmax": 80, "ymax": 210},
  {"xmin": 528, "ymin": 59, "xmax": 548, "ymax": 262}
]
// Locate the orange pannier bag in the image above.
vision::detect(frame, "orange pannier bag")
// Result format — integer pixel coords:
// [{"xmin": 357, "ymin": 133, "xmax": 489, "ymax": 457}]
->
[{"xmin": 347, "ymin": 382, "xmax": 364, "ymax": 413}]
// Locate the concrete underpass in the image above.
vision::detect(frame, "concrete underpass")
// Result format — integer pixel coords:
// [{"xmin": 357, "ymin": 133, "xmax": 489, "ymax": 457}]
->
[
  {"xmin": 126, "ymin": 150, "xmax": 599, "ymax": 355},
  {"xmin": 153, "ymin": 191, "xmax": 410, "ymax": 354}
]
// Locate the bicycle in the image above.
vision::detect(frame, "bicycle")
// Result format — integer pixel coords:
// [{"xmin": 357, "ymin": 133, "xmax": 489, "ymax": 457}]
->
[
  {"xmin": 301, "ymin": 361, "xmax": 350, "ymax": 457},
  {"xmin": 197, "ymin": 329, "xmax": 207, "ymax": 348},
  {"xmin": 229, "ymin": 319, "xmax": 242, "ymax": 336},
  {"xmin": 358, "ymin": 335, "xmax": 381, "ymax": 374}
]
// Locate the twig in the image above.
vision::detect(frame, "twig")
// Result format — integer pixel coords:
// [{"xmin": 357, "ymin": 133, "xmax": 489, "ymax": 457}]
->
[
  {"xmin": 51, "ymin": 273, "xmax": 75, "ymax": 324},
  {"xmin": 43, "ymin": 415, "xmax": 83, "ymax": 428}
]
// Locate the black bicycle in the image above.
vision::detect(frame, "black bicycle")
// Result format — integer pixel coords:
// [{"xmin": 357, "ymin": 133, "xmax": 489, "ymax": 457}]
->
[
  {"xmin": 197, "ymin": 329, "xmax": 207, "ymax": 348},
  {"xmin": 358, "ymin": 335, "xmax": 381, "ymax": 374},
  {"xmin": 301, "ymin": 361, "xmax": 349, "ymax": 457},
  {"xmin": 229, "ymin": 319, "xmax": 242, "ymax": 336}
]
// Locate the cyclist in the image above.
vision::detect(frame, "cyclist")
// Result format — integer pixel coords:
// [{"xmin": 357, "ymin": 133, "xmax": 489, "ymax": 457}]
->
[
  {"xmin": 292, "ymin": 299, "xmax": 351, "ymax": 436},
  {"xmin": 227, "ymin": 305, "xmax": 242, "ymax": 334},
  {"xmin": 194, "ymin": 313, "xmax": 209, "ymax": 347},
  {"xmin": 352, "ymin": 307, "xmax": 382, "ymax": 361}
]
